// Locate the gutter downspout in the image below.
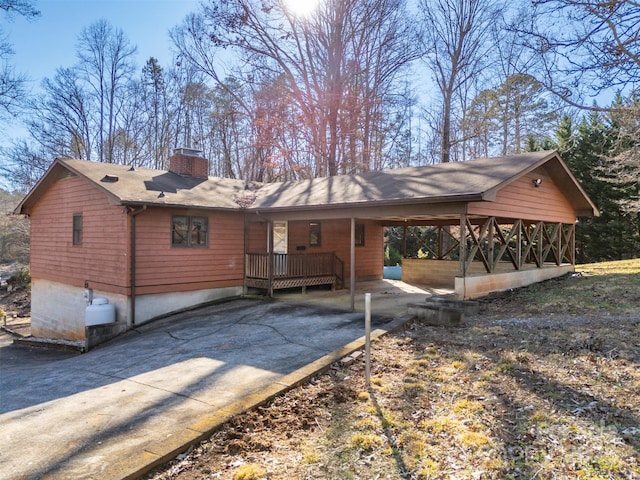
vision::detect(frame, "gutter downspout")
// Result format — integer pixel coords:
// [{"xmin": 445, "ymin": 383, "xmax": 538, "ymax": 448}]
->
[{"xmin": 128, "ymin": 206, "xmax": 147, "ymax": 326}]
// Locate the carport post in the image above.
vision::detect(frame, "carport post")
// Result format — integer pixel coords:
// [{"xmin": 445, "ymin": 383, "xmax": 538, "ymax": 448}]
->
[
  {"xmin": 350, "ymin": 217, "xmax": 356, "ymax": 311},
  {"xmin": 459, "ymin": 213, "xmax": 467, "ymax": 277},
  {"xmin": 267, "ymin": 220, "xmax": 273, "ymax": 297},
  {"xmin": 365, "ymin": 293, "xmax": 371, "ymax": 387}
]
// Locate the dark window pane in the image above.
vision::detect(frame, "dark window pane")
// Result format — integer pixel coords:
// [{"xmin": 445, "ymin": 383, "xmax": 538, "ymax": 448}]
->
[
  {"xmin": 309, "ymin": 222, "xmax": 321, "ymax": 246},
  {"xmin": 190, "ymin": 216, "xmax": 208, "ymax": 246},
  {"xmin": 73, "ymin": 214, "xmax": 82, "ymax": 246},
  {"xmin": 172, "ymin": 216, "xmax": 189, "ymax": 245},
  {"xmin": 355, "ymin": 223, "xmax": 365, "ymax": 246}
]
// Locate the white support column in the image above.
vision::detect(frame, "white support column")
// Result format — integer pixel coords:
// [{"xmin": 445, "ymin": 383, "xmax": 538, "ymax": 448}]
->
[
  {"xmin": 350, "ymin": 217, "xmax": 356, "ymax": 311},
  {"xmin": 267, "ymin": 220, "xmax": 273, "ymax": 297},
  {"xmin": 459, "ymin": 213, "xmax": 467, "ymax": 277}
]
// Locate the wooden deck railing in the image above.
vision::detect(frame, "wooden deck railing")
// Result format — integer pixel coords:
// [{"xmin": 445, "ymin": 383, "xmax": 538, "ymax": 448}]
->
[{"xmin": 245, "ymin": 252, "xmax": 344, "ymax": 293}]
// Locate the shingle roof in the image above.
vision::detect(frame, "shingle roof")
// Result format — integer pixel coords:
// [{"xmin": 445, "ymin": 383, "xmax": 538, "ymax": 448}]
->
[
  {"xmin": 17, "ymin": 159, "xmax": 250, "ymax": 212},
  {"xmin": 15, "ymin": 151, "xmax": 598, "ymax": 217},
  {"xmin": 252, "ymin": 151, "xmax": 553, "ymax": 210}
]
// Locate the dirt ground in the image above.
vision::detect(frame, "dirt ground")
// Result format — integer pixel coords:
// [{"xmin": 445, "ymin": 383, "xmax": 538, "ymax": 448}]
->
[
  {"xmin": 142, "ymin": 273, "xmax": 640, "ymax": 480},
  {"xmin": 0, "ymin": 285, "xmax": 31, "ymax": 338},
  {"xmin": 3, "ymin": 264, "xmax": 639, "ymax": 480}
]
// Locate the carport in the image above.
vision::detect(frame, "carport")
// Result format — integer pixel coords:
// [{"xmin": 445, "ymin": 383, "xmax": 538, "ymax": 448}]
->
[{"xmin": 244, "ymin": 151, "xmax": 599, "ymax": 306}]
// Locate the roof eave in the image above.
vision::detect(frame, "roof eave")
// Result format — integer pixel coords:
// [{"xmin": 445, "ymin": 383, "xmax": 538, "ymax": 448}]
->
[
  {"xmin": 249, "ymin": 192, "xmax": 485, "ymax": 213},
  {"xmin": 120, "ymin": 199, "xmax": 241, "ymax": 211}
]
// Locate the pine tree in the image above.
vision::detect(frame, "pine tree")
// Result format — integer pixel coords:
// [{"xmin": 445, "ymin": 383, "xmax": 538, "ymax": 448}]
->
[{"xmin": 557, "ymin": 112, "xmax": 639, "ymax": 262}]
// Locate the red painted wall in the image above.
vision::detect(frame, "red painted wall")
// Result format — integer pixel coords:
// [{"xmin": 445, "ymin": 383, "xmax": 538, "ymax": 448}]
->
[
  {"xmin": 29, "ymin": 174, "xmax": 246, "ymax": 297},
  {"xmin": 29, "ymin": 175, "xmax": 129, "ymax": 294},
  {"xmin": 133, "ymin": 208, "xmax": 245, "ymax": 295},
  {"xmin": 468, "ymin": 171, "xmax": 576, "ymax": 223},
  {"xmin": 287, "ymin": 219, "xmax": 384, "ymax": 281}
]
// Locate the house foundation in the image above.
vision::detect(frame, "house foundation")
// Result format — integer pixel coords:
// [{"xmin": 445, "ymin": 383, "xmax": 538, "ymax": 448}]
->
[
  {"xmin": 455, "ymin": 264, "xmax": 575, "ymax": 299},
  {"xmin": 31, "ymin": 278, "xmax": 129, "ymax": 341},
  {"xmin": 133, "ymin": 286, "xmax": 244, "ymax": 324},
  {"xmin": 31, "ymin": 278, "xmax": 244, "ymax": 345}
]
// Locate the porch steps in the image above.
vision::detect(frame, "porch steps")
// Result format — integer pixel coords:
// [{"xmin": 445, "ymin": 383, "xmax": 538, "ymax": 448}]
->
[{"xmin": 407, "ymin": 296, "xmax": 479, "ymax": 327}]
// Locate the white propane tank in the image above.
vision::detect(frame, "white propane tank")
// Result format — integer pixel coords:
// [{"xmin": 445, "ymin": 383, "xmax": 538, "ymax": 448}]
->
[{"xmin": 85, "ymin": 297, "xmax": 116, "ymax": 326}]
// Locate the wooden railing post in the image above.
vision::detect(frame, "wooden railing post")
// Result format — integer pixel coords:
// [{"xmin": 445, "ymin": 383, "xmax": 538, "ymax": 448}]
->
[{"xmin": 268, "ymin": 252, "xmax": 273, "ymax": 296}]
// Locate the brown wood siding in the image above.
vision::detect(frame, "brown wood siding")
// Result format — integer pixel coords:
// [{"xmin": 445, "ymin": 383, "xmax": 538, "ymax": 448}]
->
[
  {"xmin": 29, "ymin": 176, "xmax": 129, "ymax": 293},
  {"xmin": 134, "ymin": 208, "xmax": 245, "ymax": 295},
  {"xmin": 467, "ymin": 171, "xmax": 577, "ymax": 223},
  {"xmin": 246, "ymin": 220, "xmax": 268, "ymax": 252},
  {"xmin": 288, "ymin": 219, "xmax": 383, "ymax": 281}
]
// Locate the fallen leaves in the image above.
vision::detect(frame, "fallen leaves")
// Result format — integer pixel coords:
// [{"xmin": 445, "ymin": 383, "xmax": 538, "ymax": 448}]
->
[
  {"xmin": 145, "ymin": 261, "xmax": 640, "ymax": 480},
  {"xmin": 145, "ymin": 310, "xmax": 639, "ymax": 480}
]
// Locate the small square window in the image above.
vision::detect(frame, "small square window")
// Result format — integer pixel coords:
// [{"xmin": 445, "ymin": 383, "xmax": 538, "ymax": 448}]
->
[
  {"xmin": 309, "ymin": 222, "xmax": 321, "ymax": 246},
  {"xmin": 172, "ymin": 215, "xmax": 208, "ymax": 248},
  {"xmin": 72, "ymin": 214, "xmax": 82, "ymax": 246},
  {"xmin": 355, "ymin": 223, "xmax": 365, "ymax": 247}
]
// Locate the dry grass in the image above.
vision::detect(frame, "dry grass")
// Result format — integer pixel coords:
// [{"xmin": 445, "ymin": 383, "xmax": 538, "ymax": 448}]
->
[
  {"xmin": 480, "ymin": 258, "xmax": 640, "ymax": 318},
  {"xmin": 147, "ymin": 259, "xmax": 640, "ymax": 480}
]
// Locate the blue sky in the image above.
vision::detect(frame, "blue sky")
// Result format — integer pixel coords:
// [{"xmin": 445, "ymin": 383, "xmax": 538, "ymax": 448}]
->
[
  {"xmin": 7, "ymin": 0, "xmax": 201, "ymax": 82},
  {"xmin": 2, "ymin": 0, "xmax": 201, "ymax": 140}
]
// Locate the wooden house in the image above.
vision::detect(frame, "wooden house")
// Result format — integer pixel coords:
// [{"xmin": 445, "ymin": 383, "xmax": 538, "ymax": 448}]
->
[{"xmin": 15, "ymin": 149, "xmax": 598, "ymax": 347}]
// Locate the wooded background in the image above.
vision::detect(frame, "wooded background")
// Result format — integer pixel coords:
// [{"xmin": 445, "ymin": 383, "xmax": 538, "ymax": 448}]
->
[{"xmin": 0, "ymin": 0, "xmax": 637, "ymax": 263}]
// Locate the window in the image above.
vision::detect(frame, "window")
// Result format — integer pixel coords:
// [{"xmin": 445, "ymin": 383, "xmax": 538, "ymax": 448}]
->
[
  {"xmin": 355, "ymin": 223, "xmax": 365, "ymax": 246},
  {"xmin": 172, "ymin": 215, "xmax": 208, "ymax": 247},
  {"xmin": 309, "ymin": 222, "xmax": 321, "ymax": 246},
  {"xmin": 72, "ymin": 214, "xmax": 82, "ymax": 246}
]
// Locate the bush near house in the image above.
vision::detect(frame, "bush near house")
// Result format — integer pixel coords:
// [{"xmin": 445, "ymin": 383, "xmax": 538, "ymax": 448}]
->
[{"xmin": 0, "ymin": 189, "xmax": 29, "ymax": 265}]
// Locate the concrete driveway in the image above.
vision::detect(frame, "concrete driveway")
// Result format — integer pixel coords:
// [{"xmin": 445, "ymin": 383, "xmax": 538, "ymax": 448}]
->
[{"xmin": 0, "ymin": 297, "xmax": 408, "ymax": 480}]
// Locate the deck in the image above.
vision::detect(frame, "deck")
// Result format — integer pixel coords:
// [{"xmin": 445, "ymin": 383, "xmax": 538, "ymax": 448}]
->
[{"xmin": 245, "ymin": 252, "xmax": 344, "ymax": 294}]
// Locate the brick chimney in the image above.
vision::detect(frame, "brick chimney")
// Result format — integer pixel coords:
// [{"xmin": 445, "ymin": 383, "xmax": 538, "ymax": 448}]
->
[{"xmin": 168, "ymin": 148, "xmax": 209, "ymax": 178}]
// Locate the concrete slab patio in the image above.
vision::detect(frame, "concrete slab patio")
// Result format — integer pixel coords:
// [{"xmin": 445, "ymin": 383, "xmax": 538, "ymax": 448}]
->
[
  {"xmin": 275, "ymin": 278, "xmax": 453, "ymax": 315},
  {"xmin": 0, "ymin": 295, "xmax": 415, "ymax": 480}
]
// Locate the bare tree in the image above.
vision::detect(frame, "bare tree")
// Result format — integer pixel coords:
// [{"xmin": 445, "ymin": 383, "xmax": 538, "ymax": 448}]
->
[
  {"xmin": 77, "ymin": 20, "xmax": 137, "ymax": 163},
  {"xmin": 33, "ymin": 68, "xmax": 93, "ymax": 159},
  {"xmin": 209, "ymin": 78, "xmax": 246, "ymax": 178},
  {"xmin": 111, "ymin": 79, "xmax": 148, "ymax": 166},
  {"xmin": 140, "ymin": 57, "xmax": 177, "ymax": 169},
  {"xmin": 605, "ymin": 94, "xmax": 640, "ymax": 211},
  {"xmin": 0, "ymin": 140, "xmax": 51, "ymax": 189},
  {"xmin": 0, "ymin": 0, "xmax": 38, "ymax": 16},
  {"xmin": 341, "ymin": 0, "xmax": 420, "ymax": 172},
  {"xmin": 0, "ymin": 0, "xmax": 39, "ymax": 123},
  {"xmin": 517, "ymin": 0, "xmax": 640, "ymax": 108},
  {"xmin": 172, "ymin": 0, "xmax": 419, "ymax": 177},
  {"xmin": 517, "ymin": 1, "xmax": 639, "ymax": 211},
  {"xmin": 420, "ymin": 0, "xmax": 498, "ymax": 163}
]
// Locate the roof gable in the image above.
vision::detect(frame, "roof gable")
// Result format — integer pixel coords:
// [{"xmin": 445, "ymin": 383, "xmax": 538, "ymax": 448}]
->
[{"xmin": 15, "ymin": 158, "xmax": 252, "ymax": 214}]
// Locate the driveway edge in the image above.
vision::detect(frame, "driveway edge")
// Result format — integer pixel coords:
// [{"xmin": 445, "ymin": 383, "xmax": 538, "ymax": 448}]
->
[{"xmin": 120, "ymin": 314, "xmax": 413, "ymax": 480}]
